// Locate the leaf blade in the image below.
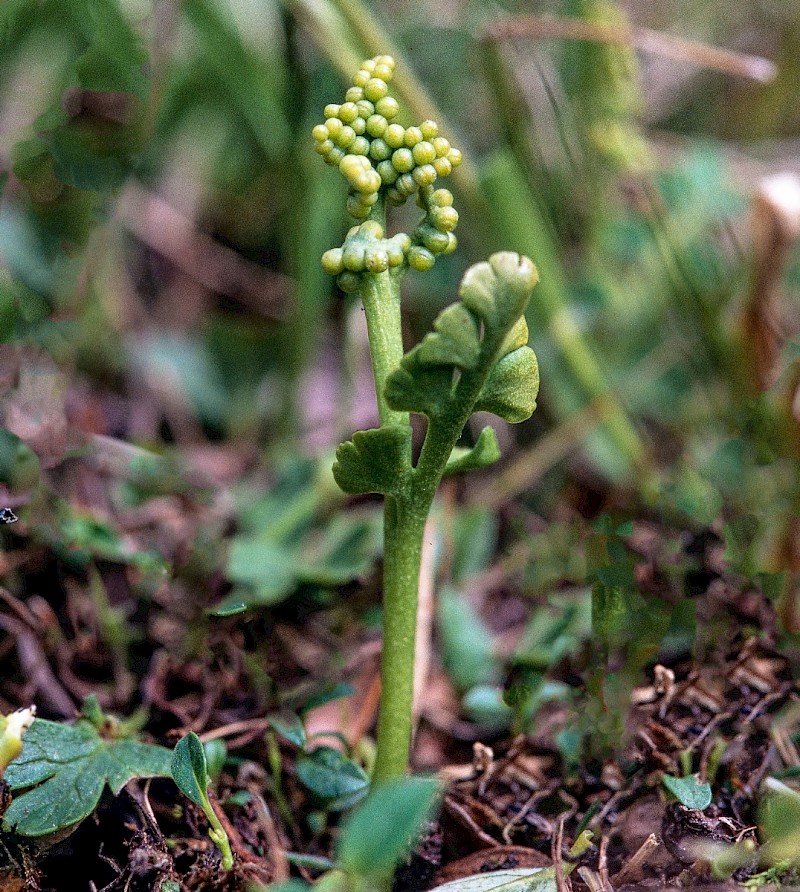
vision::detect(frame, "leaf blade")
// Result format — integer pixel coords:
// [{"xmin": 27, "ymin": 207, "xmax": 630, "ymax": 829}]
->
[{"xmin": 171, "ymin": 732, "xmax": 210, "ymax": 809}]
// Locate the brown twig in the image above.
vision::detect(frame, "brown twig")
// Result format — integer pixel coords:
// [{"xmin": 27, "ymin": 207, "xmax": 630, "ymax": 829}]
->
[
  {"xmin": 552, "ymin": 818, "xmax": 570, "ymax": 892},
  {"xmin": 197, "ymin": 718, "xmax": 271, "ymax": 744},
  {"xmin": 610, "ymin": 833, "xmax": 660, "ymax": 886}
]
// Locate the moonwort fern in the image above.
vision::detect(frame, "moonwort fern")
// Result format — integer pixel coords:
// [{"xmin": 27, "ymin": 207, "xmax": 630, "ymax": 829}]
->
[{"xmin": 314, "ymin": 55, "xmax": 540, "ymax": 782}]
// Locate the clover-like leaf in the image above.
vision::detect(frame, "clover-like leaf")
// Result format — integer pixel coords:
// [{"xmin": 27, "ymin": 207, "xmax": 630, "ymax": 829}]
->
[
  {"xmin": 332, "ymin": 425, "xmax": 411, "ymax": 495},
  {"xmin": 444, "ymin": 427, "xmax": 501, "ymax": 476},
  {"xmin": 474, "ymin": 346, "xmax": 539, "ymax": 423},
  {"xmin": 3, "ymin": 718, "xmax": 171, "ymax": 837}
]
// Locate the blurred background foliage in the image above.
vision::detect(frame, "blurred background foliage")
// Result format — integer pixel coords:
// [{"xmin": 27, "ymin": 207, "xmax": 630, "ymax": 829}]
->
[{"xmin": 2, "ymin": 0, "xmax": 800, "ymax": 737}]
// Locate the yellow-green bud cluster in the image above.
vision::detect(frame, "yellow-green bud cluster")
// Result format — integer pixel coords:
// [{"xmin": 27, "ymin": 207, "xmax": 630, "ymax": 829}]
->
[
  {"xmin": 321, "ymin": 220, "xmax": 412, "ymax": 292},
  {"xmin": 312, "ymin": 55, "xmax": 463, "ymax": 220}
]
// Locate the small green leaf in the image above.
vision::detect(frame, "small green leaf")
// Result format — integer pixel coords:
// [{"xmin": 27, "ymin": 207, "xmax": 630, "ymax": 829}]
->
[
  {"xmin": 332, "ymin": 426, "xmax": 411, "ymax": 495},
  {"xmin": 475, "ymin": 346, "xmax": 539, "ymax": 423},
  {"xmin": 338, "ymin": 776, "xmax": 442, "ymax": 878},
  {"xmin": 295, "ymin": 747, "xmax": 369, "ymax": 805},
  {"xmin": 662, "ymin": 773, "xmax": 712, "ymax": 810},
  {"xmin": 444, "ymin": 427, "xmax": 501, "ymax": 476},
  {"xmin": 171, "ymin": 732, "xmax": 210, "ymax": 810},
  {"xmin": 3, "ymin": 718, "xmax": 171, "ymax": 836},
  {"xmin": 416, "ymin": 304, "xmax": 480, "ymax": 369},
  {"xmin": 268, "ymin": 712, "xmax": 307, "ymax": 748}
]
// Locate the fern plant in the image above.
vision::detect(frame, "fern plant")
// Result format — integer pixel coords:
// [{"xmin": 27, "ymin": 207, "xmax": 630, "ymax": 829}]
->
[{"xmin": 314, "ymin": 55, "xmax": 541, "ymax": 782}]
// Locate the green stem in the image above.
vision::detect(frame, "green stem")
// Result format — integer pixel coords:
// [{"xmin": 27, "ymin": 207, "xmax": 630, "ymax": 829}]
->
[
  {"xmin": 372, "ymin": 496, "xmax": 427, "ymax": 783},
  {"xmin": 206, "ymin": 799, "xmax": 234, "ymax": 870},
  {"xmin": 360, "ymin": 271, "xmax": 406, "ymax": 427},
  {"xmin": 358, "ymin": 201, "xmax": 407, "ymax": 429}
]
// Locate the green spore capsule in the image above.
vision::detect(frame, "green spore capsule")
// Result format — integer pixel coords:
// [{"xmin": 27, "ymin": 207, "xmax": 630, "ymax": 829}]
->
[
  {"xmin": 373, "ymin": 63, "xmax": 394, "ymax": 81},
  {"xmin": 375, "ymin": 96, "xmax": 400, "ymax": 119},
  {"xmin": 366, "ymin": 115, "xmax": 388, "ymax": 138},
  {"xmin": 312, "ymin": 124, "xmax": 329, "ymax": 142},
  {"xmin": 420, "ymin": 120, "xmax": 438, "ymax": 140},
  {"xmin": 361, "ymin": 58, "xmax": 377, "ymax": 74},
  {"xmin": 350, "ymin": 136, "xmax": 370, "ymax": 156},
  {"xmin": 369, "ymin": 139, "xmax": 392, "ymax": 162},
  {"xmin": 364, "ymin": 79, "xmax": 389, "ymax": 102},
  {"xmin": 360, "ymin": 220, "xmax": 385, "ymax": 239},
  {"xmin": 431, "ymin": 188, "xmax": 453, "ymax": 207},
  {"xmin": 412, "ymin": 141, "xmax": 437, "ymax": 166},
  {"xmin": 433, "ymin": 157, "xmax": 452, "ymax": 177},
  {"xmin": 432, "ymin": 137, "xmax": 451, "ymax": 157},
  {"xmin": 365, "ymin": 249, "xmax": 390, "ymax": 273},
  {"xmin": 323, "ymin": 103, "xmax": 341, "ymax": 119},
  {"xmin": 386, "ymin": 238, "xmax": 406, "ymax": 265},
  {"xmin": 327, "ymin": 147, "xmax": 345, "ymax": 166},
  {"xmin": 335, "ymin": 125, "xmax": 356, "ymax": 148},
  {"xmin": 430, "ymin": 205, "xmax": 459, "ymax": 232},
  {"xmin": 386, "ymin": 188, "xmax": 405, "ymax": 206},
  {"xmin": 412, "ymin": 164, "xmax": 437, "ymax": 187},
  {"xmin": 337, "ymin": 270, "xmax": 361, "ymax": 293},
  {"xmin": 346, "ymin": 87, "xmax": 364, "ymax": 103},
  {"xmin": 417, "ymin": 225, "xmax": 451, "ymax": 254},
  {"xmin": 357, "ymin": 100, "xmax": 375, "ymax": 118},
  {"xmin": 351, "ymin": 117, "xmax": 367, "ymax": 135},
  {"xmin": 396, "ymin": 173, "xmax": 417, "ymax": 196},
  {"xmin": 321, "ymin": 247, "xmax": 345, "ymax": 275},
  {"xmin": 384, "ymin": 124, "xmax": 406, "ymax": 149},
  {"xmin": 315, "ymin": 138, "xmax": 334, "ymax": 156},
  {"xmin": 346, "ymin": 195, "xmax": 371, "ymax": 218},
  {"xmin": 353, "ymin": 70, "xmax": 370, "ymax": 88},
  {"xmin": 443, "ymin": 232, "xmax": 457, "ymax": 254},
  {"xmin": 404, "ymin": 126, "xmax": 423, "ymax": 147},
  {"xmin": 326, "ymin": 118, "xmax": 343, "ymax": 139},
  {"xmin": 339, "ymin": 102, "xmax": 359, "ymax": 123},
  {"xmin": 391, "ymin": 148, "xmax": 414, "ymax": 173},
  {"xmin": 407, "ymin": 245, "xmax": 435, "ymax": 271},
  {"xmin": 343, "ymin": 243, "xmax": 367, "ymax": 271},
  {"xmin": 376, "ymin": 159, "xmax": 398, "ymax": 184},
  {"xmin": 447, "ymin": 147, "xmax": 463, "ymax": 167}
]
